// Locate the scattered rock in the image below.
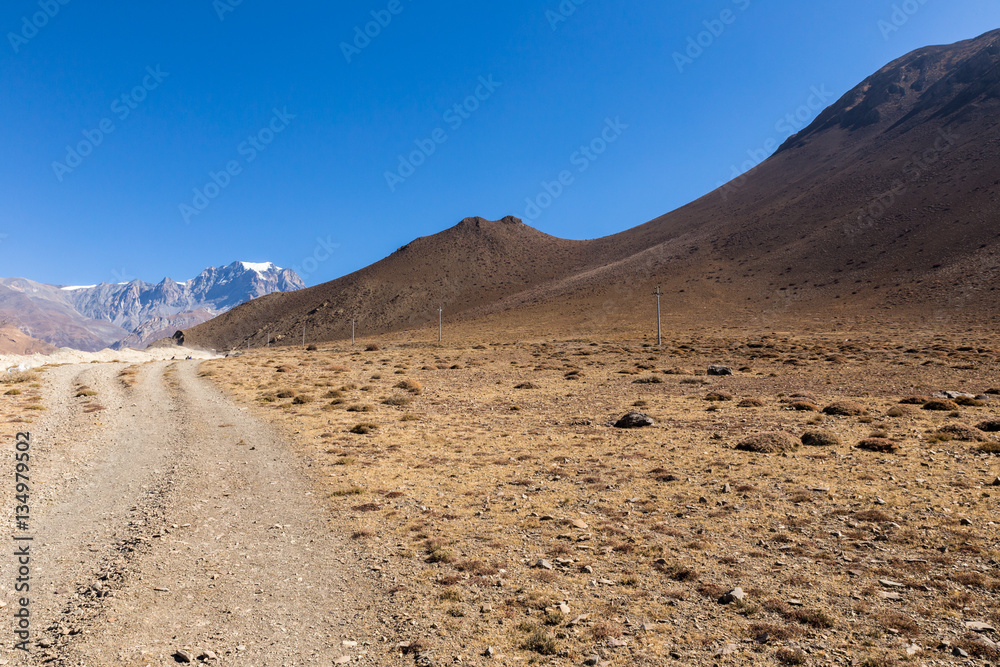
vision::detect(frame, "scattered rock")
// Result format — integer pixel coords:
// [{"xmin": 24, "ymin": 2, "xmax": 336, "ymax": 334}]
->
[
  {"xmin": 173, "ymin": 650, "xmax": 194, "ymax": 663},
  {"xmin": 613, "ymin": 412, "xmax": 654, "ymax": 429},
  {"xmin": 535, "ymin": 559, "xmax": 554, "ymax": 570},
  {"xmin": 514, "ymin": 382, "xmax": 539, "ymax": 390},
  {"xmin": 953, "ymin": 646, "xmax": 969, "ymax": 658},
  {"xmin": 965, "ymin": 621, "xmax": 996, "ymax": 633},
  {"xmin": 707, "ymin": 365, "xmax": 734, "ymax": 376},
  {"xmin": 198, "ymin": 650, "xmax": 218, "ymax": 661},
  {"xmin": 992, "ymin": 477, "xmax": 1000, "ymax": 487},
  {"xmin": 879, "ymin": 579, "xmax": 904, "ymax": 588},
  {"xmin": 483, "ymin": 646, "xmax": 495, "ymax": 658},
  {"xmin": 857, "ymin": 438, "xmax": 900, "ymax": 453},
  {"xmin": 718, "ymin": 587, "xmax": 745, "ymax": 604},
  {"xmin": 570, "ymin": 519, "xmax": 589, "ymax": 530},
  {"xmin": 735, "ymin": 432, "xmax": 798, "ymax": 454},
  {"xmin": 801, "ymin": 431, "xmax": 841, "ymax": 447},
  {"xmin": 583, "ymin": 656, "xmax": 600, "ymax": 666},
  {"xmin": 822, "ymin": 401, "xmax": 868, "ymax": 416}
]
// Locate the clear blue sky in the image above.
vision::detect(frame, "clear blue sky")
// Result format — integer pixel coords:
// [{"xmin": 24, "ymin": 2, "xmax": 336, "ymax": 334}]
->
[{"xmin": 2, "ymin": 1, "xmax": 998, "ymax": 287}]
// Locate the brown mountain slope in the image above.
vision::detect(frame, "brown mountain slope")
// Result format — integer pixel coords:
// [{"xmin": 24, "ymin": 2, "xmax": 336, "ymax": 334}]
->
[
  {"xmin": 184, "ymin": 29, "xmax": 1000, "ymax": 350},
  {"xmin": 0, "ymin": 324, "xmax": 58, "ymax": 355}
]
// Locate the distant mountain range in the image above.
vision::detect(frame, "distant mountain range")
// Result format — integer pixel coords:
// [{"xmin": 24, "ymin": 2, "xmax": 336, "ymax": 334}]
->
[
  {"xmin": 184, "ymin": 28, "xmax": 1000, "ymax": 349},
  {"xmin": 0, "ymin": 261, "xmax": 304, "ymax": 352}
]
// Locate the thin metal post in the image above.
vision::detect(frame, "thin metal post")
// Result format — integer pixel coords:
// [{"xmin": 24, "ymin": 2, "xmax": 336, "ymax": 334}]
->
[
  {"xmin": 653, "ymin": 286, "xmax": 662, "ymax": 346},
  {"xmin": 438, "ymin": 307, "xmax": 442, "ymax": 343},
  {"xmin": 351, "ymin": 319, "xmax": 356, "ymax": 345},
  {"xmin": 302, "ymin": 325, "xmax": 306, "ymax": 348}
]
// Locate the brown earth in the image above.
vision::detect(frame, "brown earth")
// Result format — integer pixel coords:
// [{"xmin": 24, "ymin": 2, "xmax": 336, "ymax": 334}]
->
[{"xmin": 183, "ymin": 29, "xmax": 1000, "ymax": 353}]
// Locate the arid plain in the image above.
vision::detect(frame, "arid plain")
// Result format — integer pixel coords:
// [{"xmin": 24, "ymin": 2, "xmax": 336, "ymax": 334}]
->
[{"xmin": 181, "ymin": 325, "xmax": 1000, "ymax": 666}]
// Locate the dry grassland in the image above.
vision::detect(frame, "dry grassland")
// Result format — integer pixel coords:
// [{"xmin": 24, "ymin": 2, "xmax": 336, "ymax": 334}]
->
[{"xmin": 199, "ymin": 330, "xmax": 1000, "ymax": 665}]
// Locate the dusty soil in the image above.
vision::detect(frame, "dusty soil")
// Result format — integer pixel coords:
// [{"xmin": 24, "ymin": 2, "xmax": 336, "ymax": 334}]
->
[
  {"xmin": 0, "ymin": 361, "xmax": 396, "ymax": 666},
  {"xmin": 195, "ymin": 329, "xmax": 1000, "ymax": 666}
]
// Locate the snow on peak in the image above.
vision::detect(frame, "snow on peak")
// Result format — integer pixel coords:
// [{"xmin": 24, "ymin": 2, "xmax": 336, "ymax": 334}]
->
[
  {"xmin": 239, "ymin": 261, "xmax": 280, "ymax": 275},
  {"xmin": 60, "ymin": 285, "xmax": 97, "ymax": 291}
]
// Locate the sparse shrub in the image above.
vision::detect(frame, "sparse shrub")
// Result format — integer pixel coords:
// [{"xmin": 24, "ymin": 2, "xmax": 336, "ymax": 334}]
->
[
  {"xmin": 633, "ymin": 376, "xmax": 663, "ymax": 384},
  {"xmin": 5, "ymin": 389, "xmax": 22, "ymax": 396},
  {"xmin": 365, "ymin": 343, "xmax": 380, "ymax": 352},
  {"xmin": 735, "ymin": 432, "xmax": 798, "ymax": 453},
  {"xmin": 291, "ymin": 395, "xmax": 313, "ymax": 405},
  {"xmin": 923, "ymin": 399, "xmax": 959, "ymax": 411},
  {"xmin": 857, "ymin": 438, "xmax": 900, "ymax": 453},
  {"xmin": 522, "ymin": 629, "xmax": 557, "ymax": 656},
  {"xmin": 738, "ymin": 397, "xmax": 765, "ymax": 408},
  {"xmin": 956, "ymin": 396, "xmax": 985, "ymax": 407},
  {"xmin": 305, "ymin": 344, "xmax": 318, "ymax": 352},
  {"xmin": 823, "ymin": 401, "xmax": 868, "ymax": 416},
  {"xmin": 789, "ymin": 401, "xmax": 820, "ymax": 412},
  {"xmin": 899, "ymin": 396, "xmax": 928, "ymax": 405},
  {"xmin": 705, "ymin": 391, "xmax": 734, "ymax": 402},
  {"xmin": 775, "ymin": 648, "xmax": 807, "ymax": 665},
  {"xmin": 801, "ymin": 431, "xmax": 840, "ymax": 447},
  {"xmin": 331, "ymin": 486, "xmax": 364, "ymax": 497},
  {"xmin": 515, "ymin": 382, "xmax": 538, "ymax": 389},
  {"xmin": 350, "ymin": 423, "xmax": 377, "ymax": 434},
  {"xmin": 876, "ymin": 611, "xmax": 920, "ymax": 634},
  {"xmin": 934, "ymin": 423, "xmax": 985, "ymax": 442},
  {"xmin": 976, "ymin": 419, "xmax": 1000, "ymax": 432},
  {"xmin": 395, "ymin": 379, "xmax": 423, "ymax": 395},
  {"xmin": 346, "ymin": 404, "xmax": 373, "ymax": 412},
  {"xmin": 791, "ymin": 608, "xmax": 835, "ymax": 628},
  {"xmin": 886, "ymin": 406, "xmax": 909, "ymax": 418},
  {"xmin": 383, "ymin": 395, "xmax": 413, "ymax": 407}
]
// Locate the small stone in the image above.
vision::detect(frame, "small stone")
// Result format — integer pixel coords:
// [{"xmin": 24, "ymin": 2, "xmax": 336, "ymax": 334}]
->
[
  {"xmin": 483, "ymin": 646, "xmax": 495, "ymax": 658},
  {"xmin": 905, "ymin": 643, "xmax": 920, "ymax": 657},
  {"xmin": 707, "ymin": 365, "xmax": 734, "ymax": 376},
  {"xmin": 333, "ymin": 657, "xmax": 351, "ymax": 665},
  {"xmin": 722, "ymin": 483, "xmax": 732, "ymax": 494},
  {"xmin": 879, "ymin": 592, "xmax": 902, "ymax": 601},
  {"xmin": 173, "ymin": 650, "xmax": 194, "ymax": 663},
  {"xmin": 879, "ymin": 579, "xmax": 904, "ymax": 588},
  {"xmin": 953, "ymin": 647, "xmax": 969, "ymax": 658},
  {"xmin": 965, "ymin": 621, "xmax": 996, "ymax": 633},
  {"xmin": 568, "ymin": 614, "xmax": 589, "ymax": 626},
  {"xmin": 718, "ymin": 587, "xmax": 745, "ymax": 604},
  {"xmin": 992, "ymin": 477, "xmax": 1000, "ymax": 487},
  {"xmin": 614, "ymin": 412, "xmax": 655, "ymax": 429},
  {"xmin": 535, "ymin": 559, "xmax": 554, "ymax": 570},
  {"xmin": 960, "ymin": 518, "xmax": 973, "ymax": 526},
  {"xmin": 342, "ymin": 641, "xmax": 358, "ymax": 647},
  {"xmin": 570, "ymin": 519, "xmax": 589, "ymax": 530},
  {"xmin": 584, "ymin": 656, "xmax": 600, "ymax": 666},
  {"xmin": 641, "ymin": 622, "xmax": 655, "ymax": 632},
  {"xmin": 558, "ymin": 602, "xmax": 571, "ymax": 615},
  {"xmin": 480, "ymin": 604, "xmax": 492, "ymax": 613},
  {"xmin": 198, "ymin": 650, "xmax": 218, "ymax": 661},
  {"xmin": 581, "ymin": 565, "xmax": 593, "ymax": 574}
]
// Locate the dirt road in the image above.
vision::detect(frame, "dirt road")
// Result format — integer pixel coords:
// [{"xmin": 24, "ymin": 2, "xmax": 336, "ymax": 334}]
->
[{"xmin": 1, "ymin": 361, "xmax": 395, "ymax": 666}]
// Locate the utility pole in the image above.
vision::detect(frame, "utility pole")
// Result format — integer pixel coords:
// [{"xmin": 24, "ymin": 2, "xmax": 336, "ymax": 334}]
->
[
  {"xmin": 653, "ymin": 286, "xmax": 662, "ymax": 346},
  {"xmin": 302, "ymin": 325, "xmax": 306, "ymax": 348},
  {"xmin": 438, "ymin": 306, "xmax": 443, "ymax": 343},
  {"xmin": 266, "ymin": 333, "xmax": 270, "ymax": 348},
  {"xmin": 351, "ymin": 319, "xmax": 356, "ymax": 345}
]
